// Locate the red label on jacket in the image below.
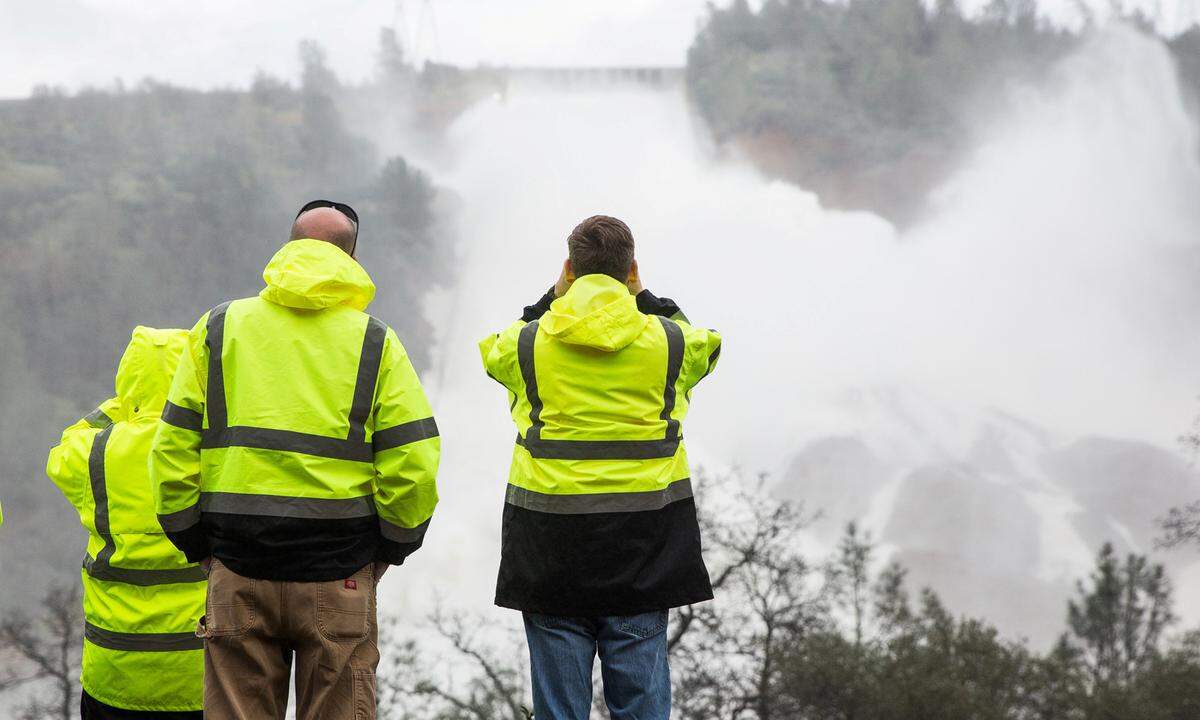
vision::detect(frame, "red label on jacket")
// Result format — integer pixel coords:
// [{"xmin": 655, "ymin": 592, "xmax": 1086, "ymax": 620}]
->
[{"xmin": 344, "ymin": 579, "xmax": 357, "ymax": 590}]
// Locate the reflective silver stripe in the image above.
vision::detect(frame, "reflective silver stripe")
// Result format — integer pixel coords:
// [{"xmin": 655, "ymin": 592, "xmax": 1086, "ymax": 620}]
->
[
  {"xmin": 84, "ymin": 407, "xmax": 113, "ymax": 429},
  {"xmin": 158, "ymin": 503, "xmax": 201, "ymax": 532},
  {"xmin": 88, "ymin": 426, "xmax": 118, "ymax": 572},
  {"xmin": 701, "ymin": 343, "xmax": 720, "ymax": 381},
  {"xmin": 86, "ymin": 427, "xmax": 204, "ymax": 586},
  {"xmin": 515, "ymin": 434, "xmax": 680, "ymax": 460},
  {"xmin": 84, "ymin": 622, "xmax": 203, "ymax": 652},
  {"xmin": 380, "ymin": 517, "xmax": 430, "ymax": 544},
  {"xmin": 161, "ymin": 400, "xmax": 203, "ymax": 432},
  {"xmin": 373, "ymin": 417, "xmax": 439, "ymax": 452},
  {"xmin": 657, "ymin": 317, "xmax": 684, "ymax": 442},
  {"xmin": 348, "ymin": 317, "xmax": 387, "ymax": 444},
  {"xmin": 202, "ymin": 426, "xmax": 372, "ymax": 463},
  {"xmin": 202, "ymin": 302, "xmax": 391, "ymax": 462},
  {"xmin": 199, "ymin": 492, "xmax": 376, "ymax": 519},
  {"xmin": 505, "ymin": 478, "xmax": 694, "ymax": 514},
  {"xmin": 205, "ymin": 301, "xmax": 232, "ymax": 431},
  {"xmin": 83, "ymin": 556, "xmax": 206, "ymax": 586},
  {"xmin": 517, "ymin": 321, "xmax": 544, "ymax": 443},
  {"xmin": 514, "ymin": 318, "xmax": 688, "ymax": 461}
]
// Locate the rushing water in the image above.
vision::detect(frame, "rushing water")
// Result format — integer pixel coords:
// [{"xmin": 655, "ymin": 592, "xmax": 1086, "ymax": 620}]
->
[{"xmin": 378, "ymin": 27, "xmax": 1200, "ymax": 641}]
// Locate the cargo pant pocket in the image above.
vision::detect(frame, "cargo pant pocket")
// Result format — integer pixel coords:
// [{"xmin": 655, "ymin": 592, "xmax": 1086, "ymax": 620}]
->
[
  {"xmin": 205, "ymin": 559, "xmax": 256, "ymax": 637},
  {"xmin": 353, "ymin": 665, "xmax": 377, "ymax": 720},
  {"xmin": 317, "ymin": 565, "xmax": 373, "ymax": 642}
]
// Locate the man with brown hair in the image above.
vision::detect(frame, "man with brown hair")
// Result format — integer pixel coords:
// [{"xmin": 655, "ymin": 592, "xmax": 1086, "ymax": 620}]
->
[{"xmin": 480, "ymin": 215, "xmax": 721, "ymax": 719}]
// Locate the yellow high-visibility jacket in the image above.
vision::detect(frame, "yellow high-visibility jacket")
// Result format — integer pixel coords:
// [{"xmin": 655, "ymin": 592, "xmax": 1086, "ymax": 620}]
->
[
  {"xmin": 150, "ymin": 238, "xmax": 440, "ymax": 581},
  {"xmin": 480, "ymin": 273, "xmax": 721, "ymax": 616},
  {"xmin": 47, "ymin": 327, "xmax": 205, "ymax": 713}
]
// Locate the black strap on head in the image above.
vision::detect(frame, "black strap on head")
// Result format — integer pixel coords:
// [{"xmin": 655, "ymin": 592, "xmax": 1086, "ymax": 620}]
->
[{"xmin": 296, "ymin": 199, "xmax": 360, "ymax": 256}]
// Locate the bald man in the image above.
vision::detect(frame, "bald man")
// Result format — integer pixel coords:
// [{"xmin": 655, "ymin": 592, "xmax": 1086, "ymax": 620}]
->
[
  {"xmin": 151, "ymin": 200, "xmax": 441, "ymax": 720},
  {"xmin": 291, "ymin": 204, "xmax": 358, "ymax": 252}
]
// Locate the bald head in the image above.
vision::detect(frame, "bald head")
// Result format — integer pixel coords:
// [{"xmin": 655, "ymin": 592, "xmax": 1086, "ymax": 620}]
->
[{"xmin": 290, "ymin": 207, "xmax": 357, "ymax": 255}]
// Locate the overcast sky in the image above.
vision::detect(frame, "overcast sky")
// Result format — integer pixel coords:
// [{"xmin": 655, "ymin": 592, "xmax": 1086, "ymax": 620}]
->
[
  {"xmin": 1, "ymin": 0, "xmax": 1191, "ymax": 99},
  {"xmin": 0, "ymin": 0, "xmax": 714, "ymax": 98}
]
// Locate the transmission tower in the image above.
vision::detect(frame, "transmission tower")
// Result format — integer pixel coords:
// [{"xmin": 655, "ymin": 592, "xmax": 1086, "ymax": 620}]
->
[
  {"xmin": 415, "ymin": 0, "xmax": 440, "ymax": 64},
  {"xmin": 1179, "ymin": 0, "xmax": 1200, "ymax": 32}
]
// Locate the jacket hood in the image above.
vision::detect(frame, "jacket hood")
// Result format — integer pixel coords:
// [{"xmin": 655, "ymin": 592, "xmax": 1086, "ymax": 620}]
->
[
  {"xmin": 115, "ymin": 326, "xmax": 189, "ymax": 415},
  {"xmin": 540, "ymin": 274, "xmax": 649, "ymax": 352},
  {"xmin": 259, "ymin": 238, "xmax": 376, "ymax": 311}
]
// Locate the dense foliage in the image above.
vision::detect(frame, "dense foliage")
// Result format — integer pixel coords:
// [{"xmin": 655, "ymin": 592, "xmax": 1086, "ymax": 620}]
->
[
  {"xmin": 687, "ymin": 0, "xmax": 1200, "ymax": 226},
  {"xmin": 0, "ymin": 39, "xmax": 452, "ymax": 610}
]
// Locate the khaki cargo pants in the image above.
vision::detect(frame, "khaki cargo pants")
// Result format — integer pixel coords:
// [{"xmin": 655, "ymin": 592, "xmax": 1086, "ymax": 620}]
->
[{"xmin": 200, "ymin": 559, "xmax": 379, "ymax": 720}]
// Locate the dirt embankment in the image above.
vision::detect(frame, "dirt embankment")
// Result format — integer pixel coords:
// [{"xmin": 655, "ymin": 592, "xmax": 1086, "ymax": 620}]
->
[{"xmin": 733, "ymin": 128, "xmax": 959, "ymax": 230}]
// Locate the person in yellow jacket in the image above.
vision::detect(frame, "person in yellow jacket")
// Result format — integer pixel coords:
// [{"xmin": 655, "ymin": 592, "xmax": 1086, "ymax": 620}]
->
[
  {"xmin": 150, "ymin": 200, "xmax": 440, "ymax": 720},
  {"xmin": 480, "ymin": 215, "xmax": 721, "ymax": 720},
  {"xmin": 47, "ymin": 326, "xmax": 206, "ymax": 720}
]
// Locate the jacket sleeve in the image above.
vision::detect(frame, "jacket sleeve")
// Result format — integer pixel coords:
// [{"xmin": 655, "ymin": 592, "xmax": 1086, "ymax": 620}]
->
[
  {"xmin": 371, "ymin": 327, "xmax": 441, "ymax": 565},
  {"xmin": 479, "ymin": 321, "xmax": 525, "ymax": 404},
  {"xmin": 637, "ymin": 289, "xmax": 689, "ymax": 323},
  {"xmin": 46, "ymin": 398, "xmax": 118, "ymax": 513},
  {"xmin": 678, "ymin": 322, "xmax": 722, "ymax": 393},
  {"xmin": 150, "ymin": 312, "xmax": 210, "ymax": 562},
  {"xmin": 521, "ymin": 287, "xmax": 557, "ymax": 322}
]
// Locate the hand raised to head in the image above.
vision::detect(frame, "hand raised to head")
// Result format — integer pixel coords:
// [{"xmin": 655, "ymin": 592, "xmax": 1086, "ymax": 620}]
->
[
  {"xmin": 554, "ymin": 258, "xmax": 575, "ymax": 298},
  {"xmin": 626, "ymin": 259, "xmax": 643, "ymax": 295}
]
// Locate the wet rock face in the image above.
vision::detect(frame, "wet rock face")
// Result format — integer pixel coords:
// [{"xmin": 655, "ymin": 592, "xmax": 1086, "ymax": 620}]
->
[
  {"xmin": 779, "ymin": 436, "xmax": 891, "ymax": 535},
  {"xmin": 779, "ymin": 406, "xmax": 1200, "ymax": 647},
  {"xmin": 884, "ymin": 463, "xmax": 1042, "ymax": 578},
  {"xmin": 1043, "ymin": 437, "xmax": 1198, "ymax": 554}
]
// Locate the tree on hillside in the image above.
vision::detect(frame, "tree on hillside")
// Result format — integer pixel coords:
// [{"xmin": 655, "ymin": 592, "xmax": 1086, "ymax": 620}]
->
[
  {"xmin": 669, "ymin": 472, "xmax": 822, "ymax": 720},
  {"xmin": 1159, "ymin": 500, "xmax": 1200, "ymax": 550},
  {"xmin": 362, "ymin": 155, "xmax": 448, "ymax": 372},
  {"xmin": 1064, "ymin": 545, "xmax": 1173, "ymax": 707},
  {"xmin": 685, "ymin": 0, "xmax": 1086, "ymax": 225},
  {"xmin": 0, "ymin": 40, "xmax": 456, "ymax": 611},
  {"xmin": 376, "ymin": 608, "xmax": 532, "ymax": 720},
  {"xmin": 0, "ymin": 584, "xmax": 82, "ymax": 720}
]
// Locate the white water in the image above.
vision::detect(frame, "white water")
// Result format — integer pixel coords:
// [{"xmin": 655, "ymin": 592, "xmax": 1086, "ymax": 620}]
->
[{"xmin": 376, "ymin": 26, "xmax": 1200, "ymax": 636}]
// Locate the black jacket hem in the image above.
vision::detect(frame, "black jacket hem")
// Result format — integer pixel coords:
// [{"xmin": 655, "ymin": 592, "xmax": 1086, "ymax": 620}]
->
[
  {"xmin": 165, "ymin": 526, "xmax": 210, "ymax": 565},
  {"xmin": 375, "ymin": 537, "xmax": 423, "ymax": 565},
  {"xmin": 494, "ymin": 589, "xmax": 714, "ymax": 618},
  {"xmin": 203, "ymin": 512, "xmax": 379, "ymax": 581}
]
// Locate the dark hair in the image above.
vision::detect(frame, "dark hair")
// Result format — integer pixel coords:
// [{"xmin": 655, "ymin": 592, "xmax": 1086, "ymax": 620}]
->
[{"xmin": 567, "ymin": 215, "xmax": 635, "ymax": 281}]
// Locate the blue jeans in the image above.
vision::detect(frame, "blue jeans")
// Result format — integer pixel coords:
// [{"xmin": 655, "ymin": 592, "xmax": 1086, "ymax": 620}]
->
[{"xmin": 523, "ymin": 610, "xmax": 671, "ymax": 720}]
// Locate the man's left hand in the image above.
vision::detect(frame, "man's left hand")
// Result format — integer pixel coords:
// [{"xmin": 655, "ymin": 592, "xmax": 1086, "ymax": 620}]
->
[{"xmin": 554, "ymin": 259, "xmax": 574, "ymax": 298}]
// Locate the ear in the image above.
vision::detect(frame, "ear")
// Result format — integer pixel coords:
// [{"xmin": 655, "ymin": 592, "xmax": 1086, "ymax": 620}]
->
[
  {"xmin": 564, "ymin": 258, "xmax": 576, "ymax": 282},
  {"xmin": 627, "ymin": 258, "xmax": 639, "ymax": 283}
]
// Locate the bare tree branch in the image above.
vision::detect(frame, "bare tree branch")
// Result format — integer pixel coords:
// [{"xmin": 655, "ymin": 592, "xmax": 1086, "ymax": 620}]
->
[{"xmin": 0, "ymin": 583, "xmax": 82, "ymax": 720}]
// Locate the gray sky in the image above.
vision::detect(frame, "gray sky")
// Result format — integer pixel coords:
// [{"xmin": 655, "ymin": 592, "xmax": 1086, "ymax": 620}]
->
[
  {"xmin": 0, "ymin": 0, "xmax": 712, "ymax": 98},
  {"xmin": 1, "ymin": 0, "xmax": 1190, "ymax": 99}
]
